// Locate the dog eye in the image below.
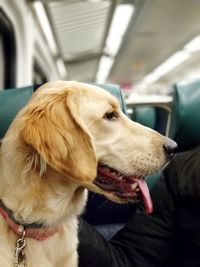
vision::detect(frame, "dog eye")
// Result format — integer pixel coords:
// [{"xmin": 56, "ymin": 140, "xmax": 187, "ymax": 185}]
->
[{"xmin": 104, "ymin": 111, "xmax": 118, "ymax": 121}]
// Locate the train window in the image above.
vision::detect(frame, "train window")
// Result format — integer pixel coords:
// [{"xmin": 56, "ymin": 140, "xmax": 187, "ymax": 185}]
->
[
  {"xmin": 0, "ymin": 8, "xmax": 16, "ymax": 89},
  {"xmin": 33, "ymin": 61, "xmax": 47, "ymax": 85}
]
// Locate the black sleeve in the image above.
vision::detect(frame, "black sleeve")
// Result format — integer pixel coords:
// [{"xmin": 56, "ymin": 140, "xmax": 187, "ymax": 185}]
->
[
  {"xmin": 110, "ymin": 175, "xmax": 177, "ymax": 267},
  {"xmin": 78, "ymin": 173, "xmax": 177, "ymax": 267},
  {"xmin": 78, "ymin": 148, "xmax": 200, "ymax": 267},
  {"xmin": 78, "ymin": 218, "xmax": 133, "ymax": 267}
]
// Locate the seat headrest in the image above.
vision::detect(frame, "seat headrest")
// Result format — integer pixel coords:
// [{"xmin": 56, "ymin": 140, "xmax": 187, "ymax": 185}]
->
[
  {"xmin": 131, "ymin": 106, "xmax": 156, "ymax": 129},
  {"xmin": 169, "ymin": 80, "xmax": 200, "ymax": 151},
  {"xmin": 0, "ymin": 86, "xmax": 33, "ymax": 139},
  {"xmin": 0, "ymin": 83, "xmax": 126, "ymax": 139},
  {"xmin": 91, "ymin": 83, "xmax": 127, "ymax": 115}
]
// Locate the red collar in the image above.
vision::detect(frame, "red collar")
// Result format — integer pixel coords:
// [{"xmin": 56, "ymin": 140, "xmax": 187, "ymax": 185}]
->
[{"xmin": 0, "ymin": 200, "xmax": 58, "ymax": 241}]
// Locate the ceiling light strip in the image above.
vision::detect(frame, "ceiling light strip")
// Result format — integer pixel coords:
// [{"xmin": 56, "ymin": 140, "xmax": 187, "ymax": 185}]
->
[
  {"xmin": 33, "ymin": 1, "xmax": 58, "ymax": 56},
  {"xmin": 142, "ymin": 34, "xmax": 200, "ymax": 85},
  {"xmin": 96, "ymin": 4, "xmax": 134, "ymax": 83}
]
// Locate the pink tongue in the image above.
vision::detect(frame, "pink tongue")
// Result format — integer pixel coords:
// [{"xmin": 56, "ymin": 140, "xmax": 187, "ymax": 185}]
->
[{"xmin": 133, "ymin": 178, "xmax": 153, "ymax": 214}]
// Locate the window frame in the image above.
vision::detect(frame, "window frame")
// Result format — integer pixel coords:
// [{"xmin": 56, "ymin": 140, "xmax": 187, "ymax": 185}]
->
[
  {"xmin": 0, "ymin": 8, "xmax": 16, "ymax": 89},
  {"xmin": 33, "ymin": 60, "xmax": 48, "ymax": 85}
]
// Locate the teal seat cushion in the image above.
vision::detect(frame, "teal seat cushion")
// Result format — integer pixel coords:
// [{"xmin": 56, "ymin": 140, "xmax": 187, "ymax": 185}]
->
[
  {"xmin": 148, "ymin": 80, "xmax": 200, "ymax": 188},
  {"xmin": 169, "ymin": 80, "xmax": 200, "ymax": 151},
  {"xmin": 132, "ymin": 106, "xmax": 156, "ymax": 129},
  {"xmin": 0, "ymin": 86, "xmax": 33, "ymax": 138}
]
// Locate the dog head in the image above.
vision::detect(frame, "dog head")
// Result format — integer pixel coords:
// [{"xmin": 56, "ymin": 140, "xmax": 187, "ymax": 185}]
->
[{"xmin": 2, "ymin": 81, "xmax": 177, "ymax": 214}]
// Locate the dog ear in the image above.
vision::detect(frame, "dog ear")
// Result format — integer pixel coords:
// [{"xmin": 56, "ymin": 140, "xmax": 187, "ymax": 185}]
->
[{"xmin": 21, "ymin": 91, "xmax": 97, "ymax": 182}]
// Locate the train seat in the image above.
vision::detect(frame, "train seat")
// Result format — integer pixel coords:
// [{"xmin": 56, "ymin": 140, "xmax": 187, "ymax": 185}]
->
[
  {"xmin": 146, "ymin": 80, "xmax": 200, "ymax": 212},
  {"xmin": 131, "ymin": 106, "xmax": 156, "ymax": 129},
  {"xmin": 0, "ymin": 83, "xmax": 126, "ymax": 139},
  {"xmin": 131, "ymin": 105, "xmax": 170, "ymax": 136},
  {"xmin": 168, "ymin": 80, "xmax": 200, "ymax": 151},
  {"xmin": 0, "ymin": 86, "xmax": 34, "ymax": 139}
]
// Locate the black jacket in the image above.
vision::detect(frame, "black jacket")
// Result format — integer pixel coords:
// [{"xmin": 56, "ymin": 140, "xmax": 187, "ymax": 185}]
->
[{"xmin": 78, "ymin": 147, "xmax": 200, "ymax": 267}]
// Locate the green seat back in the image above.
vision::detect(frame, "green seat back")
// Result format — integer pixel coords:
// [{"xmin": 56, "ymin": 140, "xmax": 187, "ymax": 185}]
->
[
  {"xmin": 148, "ymin": 80, "xmax": 200, "ymax": 188},
  {"xmin": 132, "ymin": 106, "xmax": 156, "ymax": 129},
  {"xmin": 0, "ymin": 83, "xmax": 127, "ymax": 139},
  {"xmin": 0, "ymin": 86, "xmax": 33, "ymax": 138},
  {"xmin": 169, "ymin": 80, "xmax": 200, "ymax": 151}
]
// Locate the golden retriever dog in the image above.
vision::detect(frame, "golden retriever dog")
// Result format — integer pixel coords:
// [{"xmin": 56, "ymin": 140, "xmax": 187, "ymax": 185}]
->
[{"xmin": 0, "ymin": 81, "xmax": 176, "ymax": 267}]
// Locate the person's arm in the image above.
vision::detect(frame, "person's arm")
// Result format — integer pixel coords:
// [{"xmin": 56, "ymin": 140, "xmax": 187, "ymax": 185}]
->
[
  {"xmin": 78, "ymin": 218, "xmax": 133, "ymax": 267},
  {"xmin": 78, "ymin": 172, "xmax": 177, "ymax": 267},
  {"xmin": 110, "ymin": 175, "xmax": 177, "ymax": 267}
]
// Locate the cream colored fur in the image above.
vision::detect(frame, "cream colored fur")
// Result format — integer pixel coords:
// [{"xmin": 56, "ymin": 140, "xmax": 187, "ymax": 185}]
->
[{"xmin": 0, "ymin": 81, "xmax": 168, "ymax": 266}]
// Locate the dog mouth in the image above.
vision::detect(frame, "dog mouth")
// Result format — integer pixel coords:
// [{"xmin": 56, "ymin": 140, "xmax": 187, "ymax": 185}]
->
[{"xmin": 93, "ymin": 165, "xmax": 153, "ymax": 213}]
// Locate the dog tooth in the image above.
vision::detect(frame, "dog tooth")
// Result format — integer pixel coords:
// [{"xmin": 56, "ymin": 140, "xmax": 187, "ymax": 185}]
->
[{"xmin": 131, "ymin": 183, "xmax": 138, "ymax": 190}]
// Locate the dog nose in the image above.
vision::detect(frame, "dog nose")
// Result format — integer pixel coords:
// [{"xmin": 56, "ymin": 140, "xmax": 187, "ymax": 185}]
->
[{"xmin": 163, "ymin": 137, "xmax": 178, "ymax": 157}]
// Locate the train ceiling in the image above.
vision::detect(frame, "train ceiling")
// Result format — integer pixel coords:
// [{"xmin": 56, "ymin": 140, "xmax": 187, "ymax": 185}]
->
[{"xmin": 32, "ymin": 0, "xmax": 200, "ymax": 91}]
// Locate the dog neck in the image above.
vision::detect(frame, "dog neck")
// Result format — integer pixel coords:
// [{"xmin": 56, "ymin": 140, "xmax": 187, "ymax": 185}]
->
[
  {"xmin": 0, "ymin": 136, "xmax": 87, "ymax": 229},
  {"xmin": 0, "ymin": 199, "xmax": 59, "ymax": 240}
]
